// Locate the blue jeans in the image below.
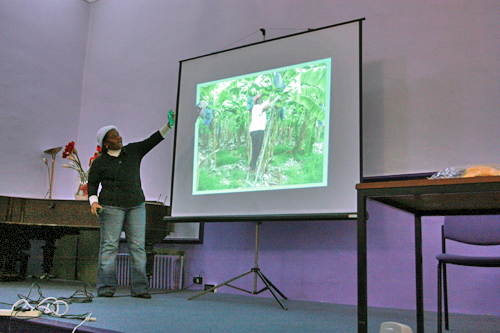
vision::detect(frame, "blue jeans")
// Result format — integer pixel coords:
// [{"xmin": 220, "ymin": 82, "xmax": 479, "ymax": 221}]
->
[{"xmin": 97, "ymin": 203, "xmax": 149, "ymax": 296}]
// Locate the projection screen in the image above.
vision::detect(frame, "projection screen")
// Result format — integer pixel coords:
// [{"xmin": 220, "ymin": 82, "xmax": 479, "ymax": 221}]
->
[{"xmin": 170, "ymin": 19, "xmax": 363, "ymax": 219}]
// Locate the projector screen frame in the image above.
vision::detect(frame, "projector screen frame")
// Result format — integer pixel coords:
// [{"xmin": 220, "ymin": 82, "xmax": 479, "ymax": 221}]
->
[{"xmin": 168, "ymin": 18, "xmax": 364, "ymax": 226}]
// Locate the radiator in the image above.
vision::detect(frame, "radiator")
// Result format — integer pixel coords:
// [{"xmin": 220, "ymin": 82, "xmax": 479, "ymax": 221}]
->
[{"xmin": 116, "ymin": 253, "xmax": 184, "ymax": 289}]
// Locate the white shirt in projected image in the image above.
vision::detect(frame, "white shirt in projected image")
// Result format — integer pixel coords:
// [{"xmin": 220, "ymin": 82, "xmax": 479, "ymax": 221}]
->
[{"xmin": 249, "ymin": 103, "xmax": 268, "ymax": 132}]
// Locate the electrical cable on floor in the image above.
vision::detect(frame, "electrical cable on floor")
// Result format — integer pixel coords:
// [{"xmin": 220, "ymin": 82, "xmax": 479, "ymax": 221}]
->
[
  {"xmin": 2, "ymin": 282, "xmax": 97, "ymax": 332},
  {"xmin": 17, "ymin": 282, "xmax": 44, "ymax": 304},
  {"xmin": 71, "ymin": 312, "xmax": 93, "ymax": 333},
  {"xmin": 59, "ymin": 283, "xmax": 94, "ymax": 304},
  {"xmin": 17, "ymin": 281, "xmax": 94, "ymax": 304},
  {"xmin": 12, "ymin": 296, "xmax": 69, "ymax": 317}
]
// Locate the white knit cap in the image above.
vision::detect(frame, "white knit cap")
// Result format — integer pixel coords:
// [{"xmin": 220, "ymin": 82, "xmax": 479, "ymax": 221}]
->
[{"xmin": 97, "ymin": 125, "xmax": 117, "ymax": 147}]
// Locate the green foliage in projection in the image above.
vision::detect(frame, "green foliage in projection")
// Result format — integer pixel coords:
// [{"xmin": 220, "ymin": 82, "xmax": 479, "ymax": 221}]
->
[{"xmin": 194, "ymin": 59, "xmax": 330, "ymax": 193}]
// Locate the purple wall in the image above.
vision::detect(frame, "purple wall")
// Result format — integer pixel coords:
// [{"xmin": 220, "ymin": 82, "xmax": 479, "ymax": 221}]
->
[{"xmin": 174, "ymin": 201, "xmax": 500, "ymax": 316}]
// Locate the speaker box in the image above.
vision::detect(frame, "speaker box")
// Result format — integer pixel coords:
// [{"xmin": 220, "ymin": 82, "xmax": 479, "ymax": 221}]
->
[{"xmin": 380, "ymin": 322, "xmax": 413, "ymax": 333}]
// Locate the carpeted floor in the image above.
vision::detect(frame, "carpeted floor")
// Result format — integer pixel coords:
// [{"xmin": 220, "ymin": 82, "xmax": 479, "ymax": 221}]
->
[{"xmin": 0, "ymin": 279, "xmax": 498, "ymax": 332}]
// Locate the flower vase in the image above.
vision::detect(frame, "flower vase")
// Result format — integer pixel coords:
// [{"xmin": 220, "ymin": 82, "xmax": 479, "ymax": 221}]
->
[{"xmin": 74, "ymin": 179, "xmax": 88, "ymax": 200}]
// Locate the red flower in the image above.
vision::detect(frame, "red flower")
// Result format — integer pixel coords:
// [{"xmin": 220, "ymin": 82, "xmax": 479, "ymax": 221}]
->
[
  {"xmin": 79, "ymin": 183, "xmax": 88, "ymax": 196},
  {"xmin": 89, "ymin": 145, "xmax": 102, "ymax": 167},
  {"xmin": 62, "ymin": 141, "xmax": 75, "ymax": 159}
]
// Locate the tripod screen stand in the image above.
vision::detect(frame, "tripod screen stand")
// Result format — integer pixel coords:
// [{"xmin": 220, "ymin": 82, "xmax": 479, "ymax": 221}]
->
[
  {"xmin": 188, "ymin": 221, "xmax": 288, "ymax": 309},
  {"xmin": 164, "ymin": 213, "xmax": 356, "ymax": 309}
]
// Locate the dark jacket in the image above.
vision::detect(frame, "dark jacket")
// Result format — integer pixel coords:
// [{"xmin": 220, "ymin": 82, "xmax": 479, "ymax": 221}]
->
[{"xmin": 88, "ymin": 131, "xmax": 164, "ymax": 208}]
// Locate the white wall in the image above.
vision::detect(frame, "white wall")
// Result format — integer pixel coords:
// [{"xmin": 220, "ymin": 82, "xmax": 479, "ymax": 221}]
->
[
  {"xmin": 363, "ymin": 1, "xmax": 500, "ymax": 176},
  {"xmin": 2, "ymin": 0, "xmax": 498, "ymax": 199},
  {"xmin": 0, "ymin": 1, "xmax": 90, "ymax": 198}
]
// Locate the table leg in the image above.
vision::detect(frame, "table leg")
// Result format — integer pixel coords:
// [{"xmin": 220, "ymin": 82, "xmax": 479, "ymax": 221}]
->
[
  {"xmin": 357, "ymin": 193, "xmax": 368, "ymax": 333},
  {"xmin": 414, "ymin": 215, "xmax": 424, "ymax": 332}
]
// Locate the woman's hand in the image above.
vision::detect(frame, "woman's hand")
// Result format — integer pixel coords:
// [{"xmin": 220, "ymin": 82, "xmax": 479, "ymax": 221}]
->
[
  {"xmin": 91, "ymin": 202, "xmax": 103, "ymax": 216},
  {"xmin": 160, "ymin": 111, "xmax": 176, "ymax": 137}
]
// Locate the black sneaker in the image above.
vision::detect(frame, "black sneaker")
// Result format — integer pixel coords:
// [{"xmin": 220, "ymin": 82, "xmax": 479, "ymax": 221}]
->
[
  {"xmin": 98, "ymin": 291, "xmax": 114, "ymax": 297},
  {"xmin": 133, "ymin": 293, "xmax": 151, "ymax": 299}
]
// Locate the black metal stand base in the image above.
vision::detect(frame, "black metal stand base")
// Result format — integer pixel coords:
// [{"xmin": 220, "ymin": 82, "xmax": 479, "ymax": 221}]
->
[{"xmin": 188, "ymin": 222, "xmax": 288, "ymax": 310}]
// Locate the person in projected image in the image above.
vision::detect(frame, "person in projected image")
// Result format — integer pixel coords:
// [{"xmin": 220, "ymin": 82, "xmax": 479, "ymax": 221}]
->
[
  {"xmin": 87, "ymin": 111, "xmax": 175, "ymax": 299},
  {"xmin": 248, "ymin": 93, "xmax": 280, "ymax": 172}
]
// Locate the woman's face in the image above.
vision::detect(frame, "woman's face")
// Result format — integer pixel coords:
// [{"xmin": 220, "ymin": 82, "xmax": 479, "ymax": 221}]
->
[{"xmin": 104, "ymin": 129, "xmax": 122, "ymax": 150}]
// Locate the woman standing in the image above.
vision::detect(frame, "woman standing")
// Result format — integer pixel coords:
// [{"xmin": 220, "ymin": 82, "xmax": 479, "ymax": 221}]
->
[{"xmin": 88, "ymin": 113, "xmax": 174, "ymax": 298}]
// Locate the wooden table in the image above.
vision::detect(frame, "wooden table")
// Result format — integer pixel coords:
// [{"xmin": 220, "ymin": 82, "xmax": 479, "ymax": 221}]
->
[{"xmin": 356, "ymin": 176, "xmax": 500, "ymax": 333}]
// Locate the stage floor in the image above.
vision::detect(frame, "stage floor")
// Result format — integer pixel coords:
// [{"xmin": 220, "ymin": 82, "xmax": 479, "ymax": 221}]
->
[{"xmin": 0, "ymin": 279, "xmax": 498, "ymax": 332}]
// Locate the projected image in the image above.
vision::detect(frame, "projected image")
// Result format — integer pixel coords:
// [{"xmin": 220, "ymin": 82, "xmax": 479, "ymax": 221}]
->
[{"xmin": 193, "ymin": 58, "xmax": 331, "ymax": 194}]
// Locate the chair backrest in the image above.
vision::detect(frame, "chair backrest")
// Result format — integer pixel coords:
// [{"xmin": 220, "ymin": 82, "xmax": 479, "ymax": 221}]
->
[{"xmin": 443, "ymin": 216, "xmax": 500, "ymax": 246}]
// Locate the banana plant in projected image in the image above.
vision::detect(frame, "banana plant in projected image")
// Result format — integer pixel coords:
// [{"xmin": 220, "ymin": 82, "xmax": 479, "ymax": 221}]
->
[{"xmin": 193, "ymin": 58, "xmax": 331, "ymax": 195}]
